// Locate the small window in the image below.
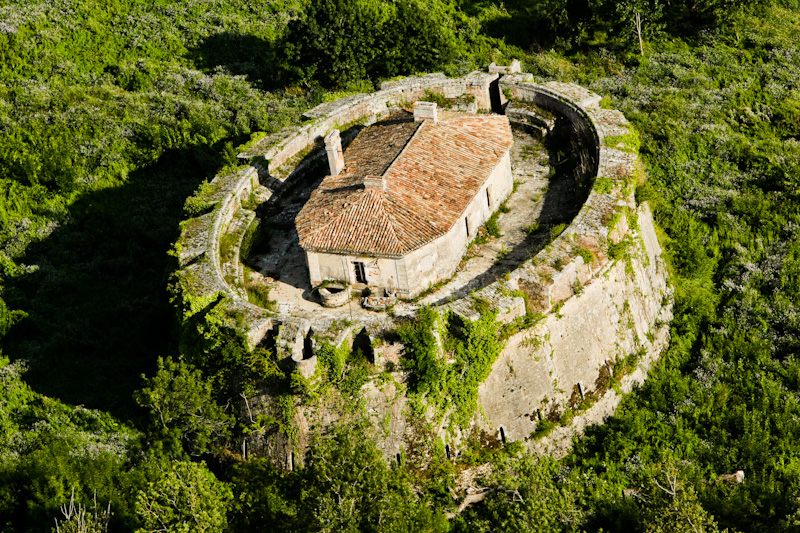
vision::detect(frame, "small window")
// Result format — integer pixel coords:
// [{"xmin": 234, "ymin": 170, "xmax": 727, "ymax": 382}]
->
[
  {"xmin": 353, "ymin": 261, "xmax": 367, "ymax": 284},
  {"xmin": 486, "ymin": 188, "xmax": 492, "ymax": 208},
  {"xmin": 465, "ymin": 217, "xmax": 470, "ymax": 237}
]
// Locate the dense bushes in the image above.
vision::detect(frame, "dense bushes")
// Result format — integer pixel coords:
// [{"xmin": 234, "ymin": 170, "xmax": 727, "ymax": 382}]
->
[
  {"xmin": 281, "ymin": 0, "xmax": 459, "ymax": 87},
  {"xmin": 399, "ymin": 307, "xmax": 504, "ymax": 426}
]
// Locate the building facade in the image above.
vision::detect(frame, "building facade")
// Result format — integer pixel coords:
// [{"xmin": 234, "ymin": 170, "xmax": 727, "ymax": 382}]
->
[{"xmin": 295, "ymin": 102, "xmax": 514, "ymax": 298}]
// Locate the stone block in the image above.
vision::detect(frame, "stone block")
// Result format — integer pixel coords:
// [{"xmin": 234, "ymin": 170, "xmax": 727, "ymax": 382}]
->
[{"xmin": 413, "ymin": 101, "xmax": 438, "ymax": 122}]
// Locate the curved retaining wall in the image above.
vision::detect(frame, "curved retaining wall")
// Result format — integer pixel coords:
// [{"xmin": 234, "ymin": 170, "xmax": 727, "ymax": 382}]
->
[{"xmin": 174, "ymin": 70, "xmax": 672, "ymax": 464}]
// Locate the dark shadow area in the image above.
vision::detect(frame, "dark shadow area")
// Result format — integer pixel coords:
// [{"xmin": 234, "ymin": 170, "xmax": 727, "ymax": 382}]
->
[
  {"xmin": 303, "ymin": 329, "xmax": 314, "ymax": 360},
  {"xmin": 3, "ymin": 142, "xmax": 238, "ymax": 421},
  {"xmin": 187, "ymin": 32, "xmax": 281, "ymax": 90},
  {"xmin": 459, "ymin": 0, "xmax": 592, "ymax": 50},
  {"xmin": 459, "ymin": 0, "xmax": 716, "ymax": 55},
  {"xmin": 247, "ymin": 124, "xmax": 367, "ymax": 302},
  {"xmin": 490, "ymin": 77, "xmax": 503, "ymax": 114},
  {"xmin": 352, "ymin": 328, "xmax": 374, "ymax": 364}
]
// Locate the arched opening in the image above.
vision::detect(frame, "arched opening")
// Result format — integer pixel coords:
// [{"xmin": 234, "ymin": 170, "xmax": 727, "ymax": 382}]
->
[
  {"xmin": 290, "ymin": 452, "xmax": 295, "ymax": 471},
  {"xmin": 499, "ymin": 426, "xmax": 507, "ymax": 444}
]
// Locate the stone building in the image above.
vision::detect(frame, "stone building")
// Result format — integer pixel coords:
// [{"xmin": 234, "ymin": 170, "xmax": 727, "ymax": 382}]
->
[{"xmin": 295, "ymin": 102, "xmax": 514, "ymax": 298}]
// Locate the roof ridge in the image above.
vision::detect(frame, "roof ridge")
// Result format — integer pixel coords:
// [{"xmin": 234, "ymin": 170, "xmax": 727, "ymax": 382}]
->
[
  {"xmin": 380, "ymin": 119, "xmax": 425, "ymax": 179},
  {"xmin": 368, "ymin": 189, "xmax": 407, "ymax": 252},
  {"xmin": 297, "ymin": 191, "xmax": 362, "ymax": 246},
  {"xmin": 296, "ymin": 112, "xmax": 513, "ymax": 256},
  {"xmin": 384, "ymin": 198, "xmax": 443, "ymax": 252}
]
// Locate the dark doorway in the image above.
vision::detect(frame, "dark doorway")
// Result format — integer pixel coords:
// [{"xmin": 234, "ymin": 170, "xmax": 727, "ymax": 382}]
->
[
  {"xmin": 353, "ymin": 261, "xmax": 367, "ymax": 284},
  {"xmin": 490, "ymin": 76, "xmax": 503, "ymax": 114}
]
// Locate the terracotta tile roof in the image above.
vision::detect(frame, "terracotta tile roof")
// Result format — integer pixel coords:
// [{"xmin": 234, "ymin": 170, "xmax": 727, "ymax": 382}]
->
[{"xmin": 296, "ymin": 110, "xmax": 513, "ymax": 256}]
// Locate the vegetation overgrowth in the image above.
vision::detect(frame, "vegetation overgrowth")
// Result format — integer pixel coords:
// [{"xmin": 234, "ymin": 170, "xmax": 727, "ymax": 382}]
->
[{"xmin": 2, "ymin": 0, "xmax": 800, "ymax": 530}]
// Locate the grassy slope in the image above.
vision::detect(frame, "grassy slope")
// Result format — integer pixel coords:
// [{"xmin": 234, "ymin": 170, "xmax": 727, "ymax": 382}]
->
[{"xmin": 2, "ymin": 0, "xmax": 800, "ymax": 530}]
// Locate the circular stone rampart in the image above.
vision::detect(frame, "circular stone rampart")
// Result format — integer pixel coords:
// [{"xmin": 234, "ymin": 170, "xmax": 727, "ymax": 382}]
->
[{"xmin": 174, "ymin": 69, "xmax": 673, "ymax": 462}]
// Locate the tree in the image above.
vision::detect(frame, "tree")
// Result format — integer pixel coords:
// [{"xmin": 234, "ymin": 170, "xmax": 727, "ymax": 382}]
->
[
  {"xmin": 459, "ymin": 455, "xmax": 585, "ymax": 532},
  {"xmin": 52, "ymin": 490, "xmax": 111, "ymax": 533},
  {"xmin": 615, "ymin": 0, "xmax": 664, "ymax": 56},
  {"xmin": 133, "ymin": 357, "xmax": 232, "ymax": 458},
  {"xmin": 641, "ymin": 464, "xmax": 725, "ymax": 533},
  {"xmin": 297, "ymin": 422, "xmax": 449, "ymax": 532},
  {"xmin": 135, "ymin": 461, "xmax": 231, "ymax": 533},
  {"xmin": 281, "ymin": 0, "xmax": 457, "ymax": 87}
]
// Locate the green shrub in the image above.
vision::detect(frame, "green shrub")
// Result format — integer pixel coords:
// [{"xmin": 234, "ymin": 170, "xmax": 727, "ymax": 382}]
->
[
  {"xmin": 485, "ymin": 212, "xmax": 502, "ymax": 238},
  {"xmin": 281, "ymin": 0, "xmax": 458, "ymax": 87}
]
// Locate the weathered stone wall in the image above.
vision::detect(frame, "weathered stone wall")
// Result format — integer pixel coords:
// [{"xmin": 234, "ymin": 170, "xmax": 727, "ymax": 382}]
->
[
  {"xmin": 466, "ymin": 77, "xmax": 671, "ymax": 452},
  {"xmin": 172, "ymin": 69, "xmax": 672, "ymax": 464}
]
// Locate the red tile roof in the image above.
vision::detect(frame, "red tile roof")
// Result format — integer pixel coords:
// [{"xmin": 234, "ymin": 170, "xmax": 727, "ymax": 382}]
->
[{"xmin": 296, "ymin": 110, "xmax": 513, "ymax": 256}]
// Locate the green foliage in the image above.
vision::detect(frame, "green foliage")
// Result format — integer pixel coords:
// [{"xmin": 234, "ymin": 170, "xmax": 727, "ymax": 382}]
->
[
  {"xmin": 316, "ymin": 341, "xmax": 349, "ymax": 383},
  {"xmin": 594, "ymin": 176, "xmax": 616, "ymax": 194},
  {"xmin": 605, "ymin": 130, "xmax": 642, "ymax": 154},
  {"xmin": 608, "ymin": 238, "xmax": 633, "ymax": 262},
  {"xmin": 3, "ymin": 0, "xmax": 800, "ymax": 531},
  {"xmin": 421, "ymin": 90, "xmax": 451, "ymax": 108},
  {"xmin": 51, "ymin": 491, "xmax": 112, "ymax": 533},
  {"xmin": 281, "ymin": 0, "xmax": 458, "ymax": 87},
  {"xmin": 399, "ymin": 307, "xmax": 505, "ymax": 427},
  {"xmin": 183, "ymin": 180, "xmax": 220, "ymax": 217},
  {"xmin": 134, "ymin": 357, "xmax": 232, "ymax": 458},
  {"xmin": 135, "ymin": 460, "xmax": 232, "ymax": 533},
  {"xmin": 228, "ymin": 422, "xmax": 449, "ymax": 532},
  {"xmin": 639, "ymin": 463, "xmax": 725, "ymax": 533},
  {"xmin": 549, "ymin": 223, "xmax": 568, "ymax": 242},
  {"xmin": 315, "ymin": 339, "xmax": 372, "ymax": 401},
  {"xmin": 456, "ymin": 455, "xmax": 585, "ymax": 532},
  {"xmin": 485, "ymin": 211, "xmax": 502, "ymax": 238},
  {"xmin": 297, "ymin": 422, "xmax": 450, "ymax": 532},
  {"xmin": 447, "ymin": 312, "xmax": 505, "ymax": 426},
  {"xmin": 575, "ymin": 246, "xmax": 594, "ymax": 265},
  {"xmin": 0, "ymin": 357, "xmax": 139, "ymax": 531},
  {"xmin": 398, "ymin": 306, "xmax": 446, "ymax": 397}
]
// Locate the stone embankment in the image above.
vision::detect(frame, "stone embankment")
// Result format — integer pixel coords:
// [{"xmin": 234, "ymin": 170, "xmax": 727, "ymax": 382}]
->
[{"xmin": 173, "ymin": 68, "xmax": 673, "ymax": 466}]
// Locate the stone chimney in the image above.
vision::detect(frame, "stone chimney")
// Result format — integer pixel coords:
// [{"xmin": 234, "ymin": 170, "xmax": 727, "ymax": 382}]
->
[
  {"xmin": 413, "ymin": 101, "xmax": 438, "ymax": 123},
  {"xmin": 362, "ymin": 175, "xmax": 386, "ymax": 191},
  {"xmin": 489, "ymin": 60, "xmax": 522, "ymax": 74},
  {"xmin": 324, "ymin": 129, "xmax": 344, "ymax": 176}
]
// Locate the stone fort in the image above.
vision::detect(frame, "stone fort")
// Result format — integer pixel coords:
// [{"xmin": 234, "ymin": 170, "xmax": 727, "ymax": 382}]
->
[{"xmin": 175, "ymin": 62, "xmax": 673, "ymax": 466}]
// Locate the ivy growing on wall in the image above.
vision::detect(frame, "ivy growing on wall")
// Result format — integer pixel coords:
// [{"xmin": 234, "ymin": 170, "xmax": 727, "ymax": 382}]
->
[{"xmin": 399, "ymin": 306, "xmax": 505, "ymax": 428}]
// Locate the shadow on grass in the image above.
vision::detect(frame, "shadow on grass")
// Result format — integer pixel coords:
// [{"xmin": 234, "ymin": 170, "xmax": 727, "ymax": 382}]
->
[
  {"xmin": 3, "ymin": 143, "xmax": 239, "ymax": 421},
  {"xmin": 187, "ymin": 31, "xmax": 282, "ymax": 90}
]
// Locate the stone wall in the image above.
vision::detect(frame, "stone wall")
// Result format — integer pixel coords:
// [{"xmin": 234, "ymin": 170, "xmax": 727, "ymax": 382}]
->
[
  {"xmin": 466, "ymin": 77, "xmax": 671, "ymax": 451},
  {"xmin": 172, "ymin": 69, "xmax": 672, "ymax": 464}
]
